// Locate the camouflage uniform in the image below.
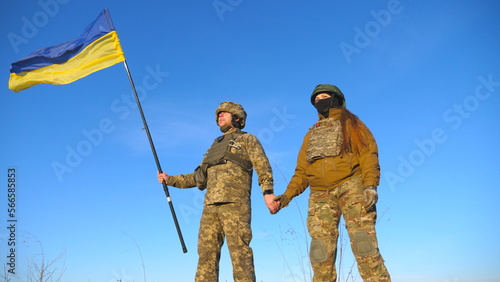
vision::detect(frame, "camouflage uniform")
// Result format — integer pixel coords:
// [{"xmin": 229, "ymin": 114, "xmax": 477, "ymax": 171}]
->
[
  {"xmin": 167, "ymin": 126, "xmax": 274, "ymax": 282},
  {"xmin": 281, "ymin": 85, "xmax": 390, "ymax": 281}
]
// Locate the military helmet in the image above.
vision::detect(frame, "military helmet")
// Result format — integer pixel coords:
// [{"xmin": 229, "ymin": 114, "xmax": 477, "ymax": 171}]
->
[
  {"xmin": 310, "ymin": 84, "xmax": 346, "ymax": 107},
  {"xmin": 215, "ymin": 101, "xmax": 247, "ymax": 129}
]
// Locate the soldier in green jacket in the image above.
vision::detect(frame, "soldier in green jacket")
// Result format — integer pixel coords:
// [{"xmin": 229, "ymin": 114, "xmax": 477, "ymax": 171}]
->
[
  {"xmin": 274, "ymin": 84, "xmax": 391, "ymax": 281},
  {"xmin": 158, "ymin": 101, "xmax": 278, "ymax": 282}
]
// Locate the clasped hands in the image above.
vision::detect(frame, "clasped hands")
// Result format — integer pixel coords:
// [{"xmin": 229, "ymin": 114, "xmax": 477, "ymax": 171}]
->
[{"xmin": 266, "ymin": 194, "xmax": 290, "ymax": 215}]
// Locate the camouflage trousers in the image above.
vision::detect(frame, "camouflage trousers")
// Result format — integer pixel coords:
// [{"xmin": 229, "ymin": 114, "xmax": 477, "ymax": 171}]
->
[
  {"xmin": 195, "ymin": 203, "xmax": 255, "ymax": 282},
  {"xmin": 307, "ymin": 175, "xmax": 391, "ymax": 282}
]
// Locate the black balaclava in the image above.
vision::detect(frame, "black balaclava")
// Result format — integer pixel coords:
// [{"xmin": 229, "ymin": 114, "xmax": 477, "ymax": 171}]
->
[{"xmin": 314, "ymin": 94, "xmax": 343, "ymax": 117}]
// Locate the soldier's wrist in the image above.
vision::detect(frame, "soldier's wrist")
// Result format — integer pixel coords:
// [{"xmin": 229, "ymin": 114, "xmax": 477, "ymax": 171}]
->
[{"xmin": 263, "ymin": 189, "xmax": 274, "ymax": 196}]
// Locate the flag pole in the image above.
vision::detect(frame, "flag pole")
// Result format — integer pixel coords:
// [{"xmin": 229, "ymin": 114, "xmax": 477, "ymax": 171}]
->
[{"xmin": 123, "ymin": 60, "xmax": 188, "ymax": 253}]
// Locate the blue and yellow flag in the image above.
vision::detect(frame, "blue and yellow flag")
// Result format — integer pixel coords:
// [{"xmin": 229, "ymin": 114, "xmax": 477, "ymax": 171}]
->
[{"xmin": 9, "ymin": 9, "xmax": 125, "ymax": 93}]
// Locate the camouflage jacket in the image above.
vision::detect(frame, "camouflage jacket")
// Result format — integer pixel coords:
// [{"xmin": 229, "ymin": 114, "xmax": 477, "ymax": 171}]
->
[
  {"xmin": 284, "ymin": 108, "xmax": 380, "ymax": 200},
  {"xmin": 167, "ymin": 128, "xmax": 274, "ymax": 206}
]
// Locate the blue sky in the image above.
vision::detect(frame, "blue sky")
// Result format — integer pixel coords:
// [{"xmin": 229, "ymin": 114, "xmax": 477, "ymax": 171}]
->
[{"xmin": 1, "ymin": 0, "xmax": 499, "ymax": 281}]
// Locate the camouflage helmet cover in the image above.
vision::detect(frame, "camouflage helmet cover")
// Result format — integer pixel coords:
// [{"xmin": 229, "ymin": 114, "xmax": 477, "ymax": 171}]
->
[
  {"xmin": 310, "ymin": 84, "xmax": 346, "ymax": 107},
  {"xmin": 215, "ymin": 101, "xmax": 247, "ymax": 129}
]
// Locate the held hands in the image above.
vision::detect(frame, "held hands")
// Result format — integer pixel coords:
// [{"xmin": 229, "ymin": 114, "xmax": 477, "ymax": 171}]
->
[
  {"xmin": 157, "ymin": 172, "xmax": 169, "ymax": 184},
  {"xmin": 273, "ymin": 194, "xmax": 290, "ymax": 212},
  {"xmin": 264, "ymin": 193, "xmax": 280, "ymax": 214},
  {"xmin": 363, "ymin": 186, "xmax": 378, "ymax": 210}
]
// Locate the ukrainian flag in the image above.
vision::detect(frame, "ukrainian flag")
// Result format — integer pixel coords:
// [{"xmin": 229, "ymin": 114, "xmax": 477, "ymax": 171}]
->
[{"xmin": 8, "ymin": 9, "xmax": 125, "ymax": 93}]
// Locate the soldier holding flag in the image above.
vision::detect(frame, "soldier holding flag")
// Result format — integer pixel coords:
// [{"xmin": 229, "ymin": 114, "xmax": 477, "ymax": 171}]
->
[{"xmin": 158, "ymin": 101, "xmax": 278, "ymax": 282}]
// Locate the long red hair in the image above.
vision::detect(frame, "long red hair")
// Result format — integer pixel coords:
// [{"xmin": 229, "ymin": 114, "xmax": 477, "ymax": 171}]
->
[{"xmin": 339, "ymin": 108, "xmax": 371, "ymax": 155}]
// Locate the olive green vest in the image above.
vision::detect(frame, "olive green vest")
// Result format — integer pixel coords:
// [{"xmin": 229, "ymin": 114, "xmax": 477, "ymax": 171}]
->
[{"xmin": 194, "ymin": 130, "xmax": 252, "ymax": 190}]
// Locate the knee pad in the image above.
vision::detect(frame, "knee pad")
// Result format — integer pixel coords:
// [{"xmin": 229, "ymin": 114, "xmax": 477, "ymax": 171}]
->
[
  {"xmin": 310, "ymin": 238, "xmax": 328, "ymax": 263},
  {"xmin": 352, "ymin": 230, "xmax": 376, "ymax": 257}
]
